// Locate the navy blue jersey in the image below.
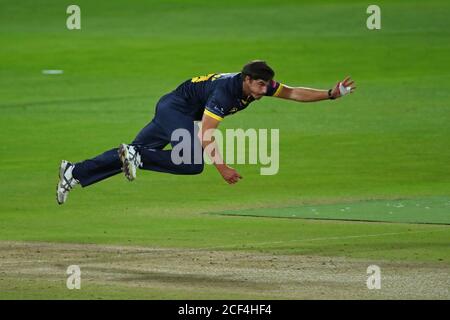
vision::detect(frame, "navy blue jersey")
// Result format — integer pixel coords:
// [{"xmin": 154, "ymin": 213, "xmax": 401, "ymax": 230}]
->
[{"xmin": 171, "ymin": 72, "xmax": 283, "ymax": 121}]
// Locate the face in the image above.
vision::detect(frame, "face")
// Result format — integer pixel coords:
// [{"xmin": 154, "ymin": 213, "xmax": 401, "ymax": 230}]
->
[{"xmin": 244, "ymin": 76, "xmax": 269, "ymax": 100}]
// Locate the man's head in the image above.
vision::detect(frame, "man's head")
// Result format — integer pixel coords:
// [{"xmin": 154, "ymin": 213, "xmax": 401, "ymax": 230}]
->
[{"xmin": 241, "ymin": 60, "xmax": 275, "ymax": 100}]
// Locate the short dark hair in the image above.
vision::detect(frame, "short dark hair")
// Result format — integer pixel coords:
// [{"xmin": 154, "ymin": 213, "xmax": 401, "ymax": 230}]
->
[{"xmin": 241, "ymin": 60, "xmax": 275, "ymax": 82}]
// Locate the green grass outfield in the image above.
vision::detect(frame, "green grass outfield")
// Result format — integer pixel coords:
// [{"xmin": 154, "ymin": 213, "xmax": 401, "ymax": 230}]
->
[{"xmin": 0, "ymin": 0, "xmax": 449, "ymax": 299}]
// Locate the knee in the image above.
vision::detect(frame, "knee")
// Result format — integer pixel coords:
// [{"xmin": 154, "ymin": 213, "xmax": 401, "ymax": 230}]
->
[{"xmin": 186, "ymin": 163, "xmax": 204, "ymax": 175}]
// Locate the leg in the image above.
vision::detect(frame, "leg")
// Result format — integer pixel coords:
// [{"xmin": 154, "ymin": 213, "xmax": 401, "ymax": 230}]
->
[
  {"xmin": 136, "ymin": 112, "xmax": 204, "ymax": 175},
  {"xmin": 72, "ymin": 148, "xmax": 121, "ymax": 187},
  {"xmin": 73, "ymin": 120, "xmax": 169, "ymax": 187},
  {"xmin": 137, "ymin": 149, "xmax": 204, "ymax": 175},
  {"xmin": 72, "ymin": 93, "xmax": 204, "ymax": 187}
]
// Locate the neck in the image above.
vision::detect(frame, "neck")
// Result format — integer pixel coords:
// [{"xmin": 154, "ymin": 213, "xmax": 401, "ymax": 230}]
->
[{"xmin": 242, "ymin": 81, "xmax": 251, "ymax": 99}]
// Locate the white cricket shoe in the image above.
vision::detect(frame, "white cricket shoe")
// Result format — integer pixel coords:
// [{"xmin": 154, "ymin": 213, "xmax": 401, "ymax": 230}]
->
[
  {"xmin": 56, "ymin": 160, "xmax": 79, "ymax": 205},
  {"xmin": 118, "ymin": 143, "xmax": 142, "ymax": 181}
]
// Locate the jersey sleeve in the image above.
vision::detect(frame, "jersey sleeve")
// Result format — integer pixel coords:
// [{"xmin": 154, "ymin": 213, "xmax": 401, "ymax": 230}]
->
[
  {"xmin": 204, "ymin": 89, "xmax": 233, "ymax": 121},
  {"xmin": 265, "ymin": 80, "xmax": 284, "ymax": 97}
]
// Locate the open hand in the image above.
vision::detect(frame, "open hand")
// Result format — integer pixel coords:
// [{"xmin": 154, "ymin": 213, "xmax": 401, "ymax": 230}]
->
[{"xmin": 330, "ymin": 76, "xmax": 356, "ymax": 99}]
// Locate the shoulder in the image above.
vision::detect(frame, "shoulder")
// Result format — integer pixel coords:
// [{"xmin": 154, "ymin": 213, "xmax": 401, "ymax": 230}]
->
[
  {"xmin": 209, "ymin": 75, "xmax": 239, "ymax": 103},
  {"xmin": 204, "ymin": 79, "xmax": 238, "ymax": 120},
  {"xmin": 206, "ymin": 87, "xmax": 235, "ymax": 116}
]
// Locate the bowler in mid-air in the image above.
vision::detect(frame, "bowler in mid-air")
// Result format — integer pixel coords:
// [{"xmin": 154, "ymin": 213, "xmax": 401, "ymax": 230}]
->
[{"xmin": 56, "ymin": 60, "xmax": 356, "ymax": 204}]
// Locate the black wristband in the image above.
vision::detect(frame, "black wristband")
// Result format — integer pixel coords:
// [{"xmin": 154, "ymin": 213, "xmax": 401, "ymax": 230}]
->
[{"xmin": 328, "ymin": 89, "xmax": 335, "ymax": 100}]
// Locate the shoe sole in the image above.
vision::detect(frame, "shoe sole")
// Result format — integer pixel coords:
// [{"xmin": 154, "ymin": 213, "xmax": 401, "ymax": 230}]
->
[
  {"xmin": 56, "ymin": 160, "xmax": 68, "ymax": 205},
  {"xmin": 118, "ymin": 144, "xmax": 135, "ymax": 181}
]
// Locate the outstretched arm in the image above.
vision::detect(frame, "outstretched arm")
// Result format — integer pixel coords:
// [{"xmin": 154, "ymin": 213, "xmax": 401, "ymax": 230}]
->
[{"xmin": 275, "ymin": 77, "xmax": 356, "ymax": 102}]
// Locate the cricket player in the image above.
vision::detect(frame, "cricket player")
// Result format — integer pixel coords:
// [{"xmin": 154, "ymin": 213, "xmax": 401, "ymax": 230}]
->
[{"xmin": 56, "ymin": 60, "xmax": 355, "ymax": 204}]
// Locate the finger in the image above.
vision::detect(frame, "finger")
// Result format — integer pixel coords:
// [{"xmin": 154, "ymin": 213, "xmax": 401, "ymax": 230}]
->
[
  {"xmin": 342, "ymin": 76, "xmax": 351, "ymax": 84},
  {"xmin": 343, "ymin": 79, "xmax": 353, "ymax": 87},
  {"xmin": 346, "ymin": 81, "xmax": 354, "ymax": 87}
]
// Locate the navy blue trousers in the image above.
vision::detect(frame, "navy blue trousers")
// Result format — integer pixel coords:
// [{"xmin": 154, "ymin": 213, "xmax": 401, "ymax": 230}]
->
[{"xmin": 72, "ymin": 94, "xmax": 204, "ymax": 187}]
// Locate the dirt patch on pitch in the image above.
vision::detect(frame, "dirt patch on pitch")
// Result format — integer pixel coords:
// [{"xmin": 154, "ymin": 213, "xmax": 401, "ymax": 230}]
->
[{"xmin": 0, "ymin": 241, "xmax": 448, "ymax": 299}]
